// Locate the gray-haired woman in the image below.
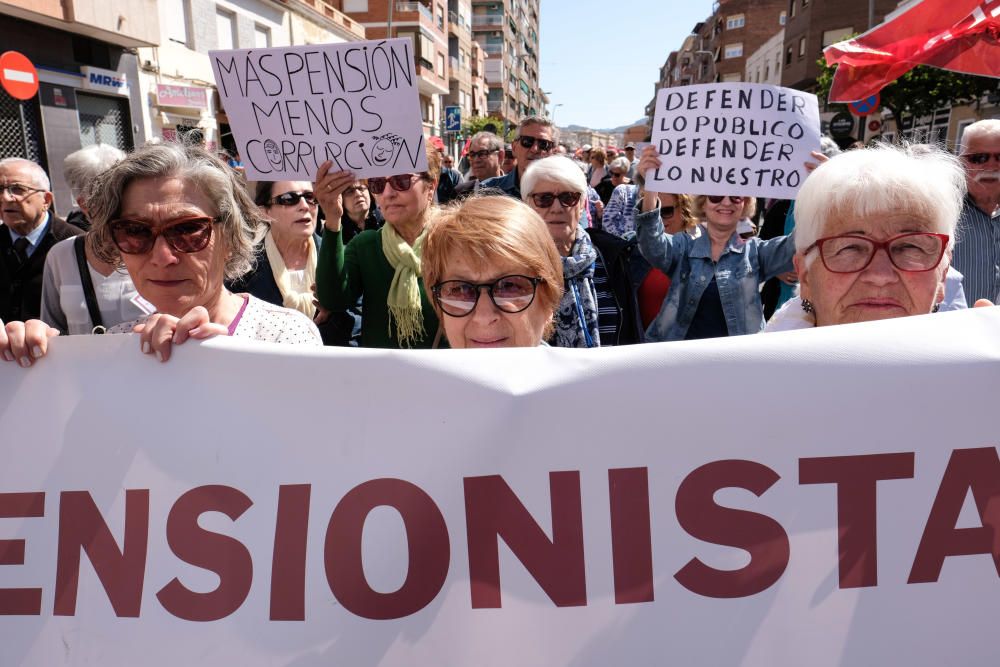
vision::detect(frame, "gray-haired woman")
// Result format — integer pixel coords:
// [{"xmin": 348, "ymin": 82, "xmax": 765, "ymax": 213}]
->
[{"xmin": 2, "ymin": 142, "xmax": 321, "ymax": 367}]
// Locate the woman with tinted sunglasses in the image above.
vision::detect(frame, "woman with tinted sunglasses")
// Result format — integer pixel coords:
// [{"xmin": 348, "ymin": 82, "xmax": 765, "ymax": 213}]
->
[
  {"xmin": 521, "ymin": 156, "xmax": 643, "ymax": 347},
  {"xmin": 766, "ymin": 143, "xmax": 987, "ymax": 331},
  {"xmin": 1, "ymin": 143, "xmax": 322, "ymax": 367},
  {"xmin": 422, "ymin": 196, "xmax": 563, "ymax": 347},
  {"xmin": 633, "ymin": 145, "xmax": 795, "ymax": 341},
  {"xmin": 226, "ymin": 181, "xmax": 322, "ymax": 323},
  {"xmin": 313, "ymin": 143, "xmax": 442, "ymax": 348}
]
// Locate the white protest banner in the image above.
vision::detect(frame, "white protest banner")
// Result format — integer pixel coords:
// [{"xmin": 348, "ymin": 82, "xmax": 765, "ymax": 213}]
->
[
  {"xmin": 647, "ymin": 83, "xmax": 821, "ymax": 199},
  {"xmin": 210, "ymin": 38, "xmax": 428, "ymax": 181},
  {"xmin": 2, "ymin": 308, "xmax": 1000, "ymax": 666}
]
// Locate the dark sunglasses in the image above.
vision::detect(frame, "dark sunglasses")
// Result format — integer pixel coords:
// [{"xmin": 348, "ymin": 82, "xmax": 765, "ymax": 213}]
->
[
  {"xmin": 530, "ymin": 191, "xmax": 582, "ymax": 209},
  {"xmin": 468, "ymin": 148, "xmax": 500, "ymax": 159},
  {"xmin": 432, "ymin": 275, "xmax": 543, "ymax": 317},
  {"xmin": 108, "ymin": 216, "xmax": 219, "ymax": 255},
  {"xmin": 611, "ymin": 171, "xmax": 627, "ymax": 178},
  {"xmin": 343, "ymin": 184, "xmax": 368, "ymax": 195},
  {"xmin": 368, "ymin": 174, "xmax": 420, "ymax": 195},
  {"xmin": 271, "ymin": 191, "xmax": 317, "ymax": 207},
  {"xmin": 962, "ymin": 152, "xmax": 1000, "ymax": 165},
  {"xmin": 517, "ymin": 136, "xmax": 556, "ymax": 152},
  {"xmin": 707, "ymin": 195, "xmax": 745, "ymax": 204},
  {"xmin": 660, "ymin": 206, "xmax": 676, "ymax": 219}
]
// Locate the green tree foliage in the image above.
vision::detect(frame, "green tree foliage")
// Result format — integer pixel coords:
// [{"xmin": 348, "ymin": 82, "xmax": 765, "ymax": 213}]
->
[
  {"xmin": 462, "ymin": 115, "xmax": 516, "ymax": 142},
  {"xmin": 815, "ymin": 57, "xmax": 997, "ymax": 134}
]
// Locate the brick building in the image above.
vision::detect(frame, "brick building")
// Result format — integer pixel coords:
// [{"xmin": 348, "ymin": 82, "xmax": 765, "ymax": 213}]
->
[
  {"xmin": 780, "ymin": 0, "xmax": 898, "ymax": 90},
  {"xmin": 692, "ymin": 0, "xmax": 788, "ymax": 84},
  {"xmin": 334, "ymin": 0, "xmax": 451, "ymax": 137}
]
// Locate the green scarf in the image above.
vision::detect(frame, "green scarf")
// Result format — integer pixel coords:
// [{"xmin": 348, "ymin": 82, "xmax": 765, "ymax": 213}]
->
[{"xmin": 380, "ymin": 223, "xmax": 428, "ymax": 348}]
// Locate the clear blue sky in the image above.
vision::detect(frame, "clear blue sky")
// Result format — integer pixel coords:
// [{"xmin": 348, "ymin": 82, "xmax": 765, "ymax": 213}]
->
[{"xmin": 539, "ymin": 0, "xmax": 716, "ymax": 130}]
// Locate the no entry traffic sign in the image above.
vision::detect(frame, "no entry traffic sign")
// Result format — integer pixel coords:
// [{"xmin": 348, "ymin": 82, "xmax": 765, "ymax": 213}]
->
[
  {"xmin": 0, "ymin": 51, "xmax": 39, "ymax": 100},
  {"xmin": 848, "ymin": 93, "xmax": 880, "ymax": 117}
]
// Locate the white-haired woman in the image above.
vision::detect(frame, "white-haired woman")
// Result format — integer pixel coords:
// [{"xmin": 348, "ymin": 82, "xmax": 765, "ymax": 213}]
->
[
  {"xmin": 766, "ymin": 143, "xmax": 977, "ymax": 329},
  {"xmin": 2, "ymin": 142, "xmax": 321, "ymax": 367},
  {"xmin": 40, "ymin": 144, "xmax": 148, "ymax": 335},
  {"xmin": 634, "ymin": 146, "xmax": 796, "ymax": 341},
  {"xmin": 595, "ymin": 156, "xmax": 632, "ymax": 207},
  {"xmin": 521, "ymin": 155, "xmax": 642, "ymax": 347}
]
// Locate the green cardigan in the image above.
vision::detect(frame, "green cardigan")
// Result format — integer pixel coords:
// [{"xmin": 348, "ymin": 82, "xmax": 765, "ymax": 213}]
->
[{"xmin": 316, "ymin": 227, "xmax": 440, "ymax": 349}]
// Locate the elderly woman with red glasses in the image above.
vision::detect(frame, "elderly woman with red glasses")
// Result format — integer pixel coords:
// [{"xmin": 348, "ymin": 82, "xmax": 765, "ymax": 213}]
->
[
  {"xmin": 1, "ymin": 142, "xmax": 322, "ymax": 367},
  {"xmin": 313, "ymin": 143, "xmax": 441, "ymax": 348},
  {"xmin": 766, "ymin": 143, "xmax": 974, "ymax": 330},
  {"xmin": 634, "ymin": 146, "xmax": 795, "ymax": 341}
]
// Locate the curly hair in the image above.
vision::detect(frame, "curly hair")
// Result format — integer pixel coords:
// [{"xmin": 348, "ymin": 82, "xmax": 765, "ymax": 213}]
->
[{"xmin": 85, "ymin": 142, "xmax": 266, "ymax": 281}]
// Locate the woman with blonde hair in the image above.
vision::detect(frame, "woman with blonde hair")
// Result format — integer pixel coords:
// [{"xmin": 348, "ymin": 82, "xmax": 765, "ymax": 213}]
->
[{"xmin": 423, "ymin": 195, "xmax": 562, "ymax": 348}]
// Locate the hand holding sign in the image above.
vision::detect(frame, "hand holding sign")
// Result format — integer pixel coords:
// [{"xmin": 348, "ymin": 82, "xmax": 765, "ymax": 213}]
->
[
  {"xmin": 313, "ymin": 162, "xmax": 357, "ymax": 232},
  {"xmin": 210, "ymin": 39, "xmax": 428, "ymax": 181},
  {"xmin": 647, "ymin": 83, "xmax": 821, "ymax": 200}
]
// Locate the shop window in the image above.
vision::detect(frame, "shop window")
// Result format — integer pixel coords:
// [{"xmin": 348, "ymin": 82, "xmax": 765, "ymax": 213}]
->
[{"xmin": 77, "ymin": 93, "xmax": 134, "ymax": 152}]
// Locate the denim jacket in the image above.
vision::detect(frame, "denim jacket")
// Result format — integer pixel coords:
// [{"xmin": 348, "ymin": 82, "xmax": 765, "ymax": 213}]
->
[{"xmin": 634, "ymin": 204, "xmax": 795, "ymax": 341}]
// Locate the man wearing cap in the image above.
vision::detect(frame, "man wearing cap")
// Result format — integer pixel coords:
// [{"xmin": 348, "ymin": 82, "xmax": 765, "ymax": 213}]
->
[
  {"xmin": 481, "ymin": 116, "xmax": 558, "ymax": 199},
  {"xmin": 952, "ymin": 119, "xmax": 1000, "ymax": 305},
  {"xmin": 624, "ymin": 143, "xmax": 639, "ymax": 179},
  {"xmin": 0, "ymin": 157, "xmax": 83, "ymax": 323}
]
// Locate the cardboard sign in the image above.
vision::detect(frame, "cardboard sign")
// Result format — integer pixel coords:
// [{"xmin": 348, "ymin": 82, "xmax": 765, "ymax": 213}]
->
[
  {"xmin": 3, "ymin": 309, "xmax": 1000, "ymax": 665},
  {"xmin": 647, "ymin": 83, "xmax": 821, "ymax": 199},
  {"xmin": 210, "ymin": 38, "xmax": 428, "ymax": 181}
]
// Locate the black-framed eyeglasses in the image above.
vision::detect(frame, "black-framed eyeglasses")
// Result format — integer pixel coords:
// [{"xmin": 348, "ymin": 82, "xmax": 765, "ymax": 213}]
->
[
  {"xmin": 660, "ymin": 205, "xmax": 676, "ymax": 219},
  {"xmin": 368, "ymin": 174, "xmax": 421, "ymax": 194},
  {"xmin": 962, "ymin": 152, "xmax": 1000, "ymax": 165},
  {"xmin": 0, "ymin": 183, "xmax": 45, "ymax": 201},
  {"xmin": 804, "ymin": 232, "xmax": 949, "ymax": 273},
  {"xmin": 432, "ymin": 275, "xmax": 543, "ymax": 317},
  {"xmin": 468, "ymin": 148, "xmax": 500, "ymax": 159},
  {"xmin": 108, "ymin": 216, "xmax": 220, "ymax": 255},
  {"xmin": 530, "ymin": 191, "xmax": 582, "ymax": 209},
  {"xmin": 517, "ymin": 136, "xmax": 556, "ymax": 153},
  {"xmin": 270, "ymin": 191, "xmax": 317, "ymax": 207}
]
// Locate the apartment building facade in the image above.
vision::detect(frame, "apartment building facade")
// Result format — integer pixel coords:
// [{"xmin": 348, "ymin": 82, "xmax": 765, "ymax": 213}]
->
[{"xmin": 471, "ymin": 0, "xmax": 543, "ymax": 131}]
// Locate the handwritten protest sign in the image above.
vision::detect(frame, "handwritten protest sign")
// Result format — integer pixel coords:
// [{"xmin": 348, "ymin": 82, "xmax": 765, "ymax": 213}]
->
[
  {"xmin": 647, "ymin": 83, "xmax": 821, "ymax": 199},
  {"xmin": 210, "ymin": 38, "xmax": 428, "ymax": 181},
  {"xmin": 2, "ymin": 309, "xmax": 1000, "ymax": 665}
]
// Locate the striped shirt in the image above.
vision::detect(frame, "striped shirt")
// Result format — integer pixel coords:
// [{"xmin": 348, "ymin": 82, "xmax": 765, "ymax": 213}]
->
[
  {"xmin": 592, "ymin": 255, "xmax": 621, "ymax": 345},
  {"xmin": 952, "ymin": 195, "xmax": 1000, "ymax": 305}
]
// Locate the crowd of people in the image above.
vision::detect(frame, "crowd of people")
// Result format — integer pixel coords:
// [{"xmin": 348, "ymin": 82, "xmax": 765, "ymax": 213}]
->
[{"xmin": 2, "ymin": 114, "xmax": 998, "ymax": 364}]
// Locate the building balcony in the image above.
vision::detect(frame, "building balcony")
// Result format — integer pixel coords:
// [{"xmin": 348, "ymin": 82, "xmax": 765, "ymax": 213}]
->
[
  {"xmin": 293, "ymin": 0, "xmax": 366, "ymax": 39},
  {"xmin": 2, "ymin": 0, "xmax": 159, "ymax": 47},
  {"xmin": 396, "ymin": 1, "xmax": 433, "ymax": 22},
  {"xmin": 472, "ymin": 14, "xmax": 505, "ymax": 27}
]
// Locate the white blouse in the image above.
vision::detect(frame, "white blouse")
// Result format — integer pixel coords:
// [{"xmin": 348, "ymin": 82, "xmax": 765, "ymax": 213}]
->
[
  {"xmin": 108, "ymin": 295, "xmax": 323, "ymax": 346},
  {"xmin": 40, "ymin": 237, "xmax": 150, "ymax": 335}
]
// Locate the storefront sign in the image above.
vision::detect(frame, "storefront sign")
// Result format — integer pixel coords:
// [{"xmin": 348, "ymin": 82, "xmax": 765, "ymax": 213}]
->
[
  {"xmin": 80, "ymin": 66, "xmax": 130, "ymax": 96},
  {"xmin": 155, "ymin": 83, "xmax": 208, "ymax": 110}
]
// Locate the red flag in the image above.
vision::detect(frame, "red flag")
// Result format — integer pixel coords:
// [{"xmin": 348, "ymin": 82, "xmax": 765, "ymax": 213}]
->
[{"xmin": 825, "ymin": 0, "xmax": 1000, "ymax": 102}]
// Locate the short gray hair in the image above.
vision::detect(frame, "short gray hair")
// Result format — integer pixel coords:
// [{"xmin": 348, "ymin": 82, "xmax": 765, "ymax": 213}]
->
[
  {"xmin": 86, "ymin": 142, "xmax": 265, "ymax": 281},
  {"xmin": 960, "ymin": 119, "xmax": 1000, "ymax": 152},
  {"xmin": 609, "ymin": 156, "xmax": 631, "ymax": 173},
  {"xmin": 0, "ymin": 157, "xmax": 50, "ymax": 191},
  {"xmin": 63, "ymin": 145, "xmax": 125, "ymax": 201},
  {"xmin": 520, "ymin": 155, "xmax": 587, "ymax": 199},
  {"xmin": 517, "ymin": 115, "xmax": 559, "ymax": 141},
  {"xmin": 794, "ymin": 143, "xmax": 966, "ymax": 259},
  {"xmin": 469, "ymin": 131, "xmax": 503, "ymax": 152}
]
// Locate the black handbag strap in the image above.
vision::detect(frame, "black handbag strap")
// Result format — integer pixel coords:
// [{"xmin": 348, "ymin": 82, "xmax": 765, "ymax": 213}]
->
[{"xmin": 73, "ymin": 236, "xmax": 105, "ymax": 333}]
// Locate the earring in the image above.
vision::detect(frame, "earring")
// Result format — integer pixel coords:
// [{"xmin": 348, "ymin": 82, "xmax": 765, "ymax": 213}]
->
[
  {"xmin": 932, "ymin": 302, "xmax": 941, "ymax": 313},
  {"xmin": 801, "ymin": 298, "xmax": 815, "ymax": 314}
]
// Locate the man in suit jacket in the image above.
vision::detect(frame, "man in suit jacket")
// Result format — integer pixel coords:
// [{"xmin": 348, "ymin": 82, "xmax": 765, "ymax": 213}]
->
[{"xmin": 1, "ymin": 158, "xmax": 83, "ymax": 322}]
